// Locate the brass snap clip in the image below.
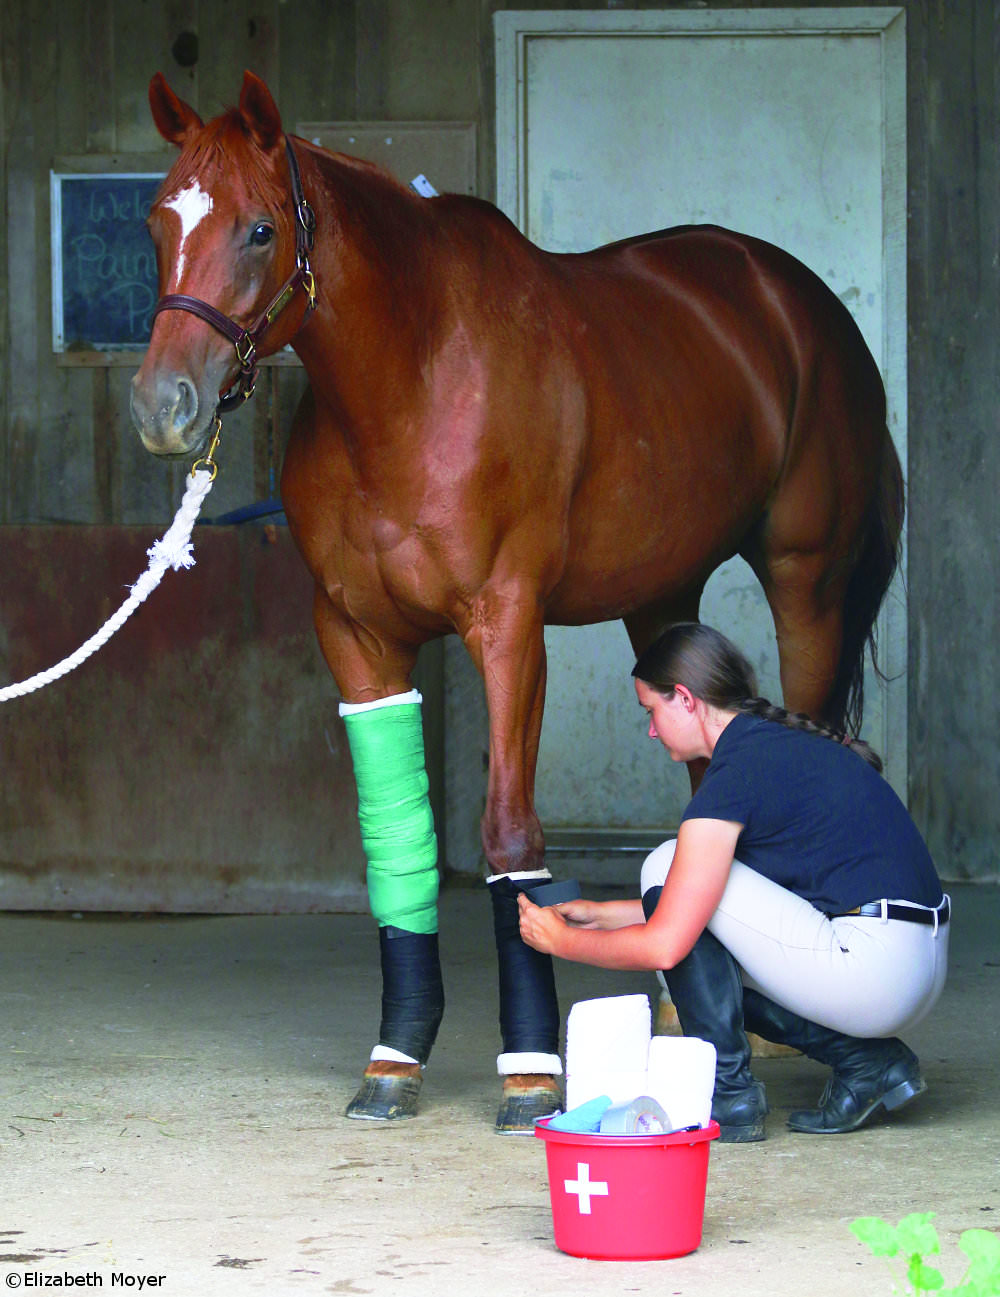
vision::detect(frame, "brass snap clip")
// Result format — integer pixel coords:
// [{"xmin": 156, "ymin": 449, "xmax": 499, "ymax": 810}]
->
[{"xmin": 191, "ymin": 415, "xmax": 223, "ymax": 481}]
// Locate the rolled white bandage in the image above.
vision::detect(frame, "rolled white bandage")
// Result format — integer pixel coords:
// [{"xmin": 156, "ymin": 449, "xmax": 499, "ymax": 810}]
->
[
  {"xmin": 371, "ymin": 1045, "xmax": 422, "ymax": 1067},
  {"xmin": 485, "ymin": 869, "xmax": 552, "ymax": 885},
  {"xmin": 565, "ymin": 994, "xmax": 651, "ymax": 1109},
  {"xmin": 497, "ymin": 1051, "xmax": 563, "ymax": 1076},
  {"xmin": 339, "ymin": 689, "xmax": 422, "ymax": 717}
]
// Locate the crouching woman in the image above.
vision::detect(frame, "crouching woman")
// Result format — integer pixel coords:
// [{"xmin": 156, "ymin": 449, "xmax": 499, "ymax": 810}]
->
[{"xmin": 518, "ymin": 623, "xmax": 949, "ymax": 1143}]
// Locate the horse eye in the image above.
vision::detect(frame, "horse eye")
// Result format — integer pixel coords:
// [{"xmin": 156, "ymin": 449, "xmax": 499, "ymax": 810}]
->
[{"xmin": 249, "ymin": 222, "xmax": 274, "ymax": 247}]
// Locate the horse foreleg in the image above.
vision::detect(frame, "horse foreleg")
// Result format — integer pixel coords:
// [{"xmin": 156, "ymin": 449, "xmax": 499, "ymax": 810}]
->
[
  {"xmin": 464, "ymin": 595, "xmax": 562, "ymax": 1133},
  {"xmin": 312, "ymin": 592, "xmax": 444, "ymax": 1121},
  {"xmin": 488, "ymin": 870, "xmax": 563, "ymax": 1132},
  {"xmin": 342, "ymin": 689, "xmax": 445, "ymax": 1119}
]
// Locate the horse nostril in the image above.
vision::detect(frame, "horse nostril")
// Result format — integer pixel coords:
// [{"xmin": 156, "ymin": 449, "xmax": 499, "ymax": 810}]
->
[
  {"xmin": 130, "ymin": 372, "xmax": 203, "ymax": 450},
  {"xmin": 173, "ymin": 376, "xmax": 198, "ymax": 432}
]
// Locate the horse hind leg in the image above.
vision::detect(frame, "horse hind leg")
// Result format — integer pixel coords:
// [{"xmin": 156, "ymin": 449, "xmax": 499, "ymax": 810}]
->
[
  {"xmin": 755, "ymin": 449, "xmax": 901, "ymax": 737},
  {"xmin": 624, "ymin": 548, "xmax": 846, "ymax": 724},
  {"xmin": 823, "ymin": 436, "xmax": 904, "ymax": 733},
  {"xmin": 624, "ymin": 591, "xmax": 710, "ymax": 792},
  {"xmin": 623, "ymin": 592, "xmax": 704, "ymax": 658},
  {"xmin": 754, "ymin": 549, "xmax": 853, "ymax": 727},
  {"xmin": 757, "ymin": 364, "xmax": 903, "ymax": 734}
]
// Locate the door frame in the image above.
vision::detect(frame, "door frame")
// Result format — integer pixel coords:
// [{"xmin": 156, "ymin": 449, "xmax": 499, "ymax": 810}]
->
[{"xmin": 494, "ymin": 6, "xmax": 908, "ymax": 800}]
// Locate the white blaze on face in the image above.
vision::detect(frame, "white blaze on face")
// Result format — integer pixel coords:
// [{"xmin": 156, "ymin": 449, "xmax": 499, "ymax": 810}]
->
[{"xmin": 162, "ymin": 181, "xmax": 213, "ymax": 288}]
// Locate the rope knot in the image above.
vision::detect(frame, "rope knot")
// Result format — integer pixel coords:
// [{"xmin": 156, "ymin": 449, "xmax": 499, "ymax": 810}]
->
[{"xmin": 145, "ymin": 536, "xmax": 196, "ymax": 573}]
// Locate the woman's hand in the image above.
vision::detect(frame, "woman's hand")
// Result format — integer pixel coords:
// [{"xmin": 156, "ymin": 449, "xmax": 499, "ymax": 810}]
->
[
  {"xmin": 517, "ymin": 892, "xmax": 568, "ymax": 955},
  {"xmin": 515, "ymin": 820, "xmax": 740, "ymax": 972},
  {"xmin": 552, "ymin": 898, "xmax": 604, "ymax": 928},
  {"xmin": 518, "ymin": 896, "xmax": 645, "ymax": 952},
  {"xmin": 555, "ymin": 897, "xmax": 645, "ymax": 930}
]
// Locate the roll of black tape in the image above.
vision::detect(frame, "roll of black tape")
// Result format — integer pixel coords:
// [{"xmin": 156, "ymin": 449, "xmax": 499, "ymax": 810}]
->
[{"xmin": 522, "ymin": 878, "xmax": 582, "ymax": 907}]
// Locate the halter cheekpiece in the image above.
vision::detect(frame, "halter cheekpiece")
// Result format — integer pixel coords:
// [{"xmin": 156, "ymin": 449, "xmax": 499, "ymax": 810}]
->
[{"xmin": 152, "ymin": 137, "xmax": 316, "ymax": 413}]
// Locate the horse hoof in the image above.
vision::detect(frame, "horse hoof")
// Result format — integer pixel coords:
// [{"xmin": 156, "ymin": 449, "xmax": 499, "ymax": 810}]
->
[
  {"xmin": 345, "ymin": 1062, "xmax": 422, "ymax": 1121},
  {"xmin": 495, "ymin": 1073, "xmax": 562, "ymax": 1135}
]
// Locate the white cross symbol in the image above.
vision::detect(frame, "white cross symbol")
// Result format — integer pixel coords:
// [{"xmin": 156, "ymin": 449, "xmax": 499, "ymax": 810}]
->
[{"xmin": 564, "ymin": 1162, "xmax": 609, "ymax": 1215}]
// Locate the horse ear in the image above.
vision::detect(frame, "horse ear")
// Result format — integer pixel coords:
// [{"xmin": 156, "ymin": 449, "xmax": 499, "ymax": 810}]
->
[
  {"xmin": 238, "ymin": 70, "xmax": 283, "ymax": 152},
  {"xmin": 148, "ymin": 73, "xmax": 203, "ymax": 146}
]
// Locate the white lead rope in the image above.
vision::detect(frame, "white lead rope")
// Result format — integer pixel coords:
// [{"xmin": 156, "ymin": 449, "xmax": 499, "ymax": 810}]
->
[{"xmin": 0, "ymin": 467, "xmax": 215, "ymax": 703}]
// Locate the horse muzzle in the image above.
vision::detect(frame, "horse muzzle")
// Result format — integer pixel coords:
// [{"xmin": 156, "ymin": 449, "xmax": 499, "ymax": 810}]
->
[{"xmin": 129, "ymin": 368, "xmax": 215, "ymax": 459}]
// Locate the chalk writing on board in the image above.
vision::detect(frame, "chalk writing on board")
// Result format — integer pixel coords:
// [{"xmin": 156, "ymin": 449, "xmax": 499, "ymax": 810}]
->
[{"xmin": 51, "ymin": 172, "xmax": 165, "ymax": 351}]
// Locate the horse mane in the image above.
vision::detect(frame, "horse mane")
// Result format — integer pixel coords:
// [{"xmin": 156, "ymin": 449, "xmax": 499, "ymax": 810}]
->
[{"xmin": 304, "ymin": 141, "xmax": 435, "ymax": 248}]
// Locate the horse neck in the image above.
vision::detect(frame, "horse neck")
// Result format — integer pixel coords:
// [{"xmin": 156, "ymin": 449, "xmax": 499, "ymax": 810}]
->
[{"xmin": 291, "ymin": 145, "xmax": 444, "ymax": 454}]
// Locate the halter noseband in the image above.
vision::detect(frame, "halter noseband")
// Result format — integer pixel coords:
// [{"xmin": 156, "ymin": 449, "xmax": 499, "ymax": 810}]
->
[{"xmin": 152, "ymin": 137, "xmax": 317, "ymax": 413}]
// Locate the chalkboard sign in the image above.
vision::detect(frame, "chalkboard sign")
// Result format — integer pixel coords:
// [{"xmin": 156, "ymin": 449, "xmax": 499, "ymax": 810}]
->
[{"xmin": 51, "ymin": 171, "xmax": 165, "ymax": 351}]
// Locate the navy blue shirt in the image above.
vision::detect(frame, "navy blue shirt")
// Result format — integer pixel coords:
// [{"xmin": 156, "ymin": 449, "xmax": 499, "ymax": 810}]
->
[{"xmin": 680, "ymin": 712, "xmax": 942, "ymax": 915}]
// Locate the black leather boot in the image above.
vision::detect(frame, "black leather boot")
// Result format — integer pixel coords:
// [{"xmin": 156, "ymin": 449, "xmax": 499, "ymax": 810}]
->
[
  {"xmin": 644, "ymin": 887, "xmax": 766, "ymax": 1143},
  {"xmin": 742, "ymin": 988, "xmax": 926, "ymax": 1134}
]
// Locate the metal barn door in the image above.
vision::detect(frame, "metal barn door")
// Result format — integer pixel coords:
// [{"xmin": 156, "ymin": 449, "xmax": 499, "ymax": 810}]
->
[{"xmin": 448, "ymin": 9, "xmax": 907, "ymax": 880}]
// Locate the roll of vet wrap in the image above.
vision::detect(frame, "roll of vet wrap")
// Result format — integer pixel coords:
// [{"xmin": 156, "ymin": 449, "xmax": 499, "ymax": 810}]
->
[
  {"xmin": 524, "ymin": 879, "xmax": 582, "ymax": 907},
  {"xmin": 599, "ymin": 1096, "xmax": 671, "ymax": 1135},
  {"xmin": 547, "ymin": 1094, "xmax": 612, "ymax": 1133}
]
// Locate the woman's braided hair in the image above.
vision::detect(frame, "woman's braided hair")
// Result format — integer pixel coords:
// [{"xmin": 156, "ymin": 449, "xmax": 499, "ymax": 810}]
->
[{"xmin": 631, "ymin": 623, "xmax": 883, "ymax": 773}]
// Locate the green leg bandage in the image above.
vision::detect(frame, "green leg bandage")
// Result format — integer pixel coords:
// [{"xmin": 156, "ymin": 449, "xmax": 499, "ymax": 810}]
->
[{"xmin": 339, "ymin": 689, "xmax": 439, "ymax": 935}]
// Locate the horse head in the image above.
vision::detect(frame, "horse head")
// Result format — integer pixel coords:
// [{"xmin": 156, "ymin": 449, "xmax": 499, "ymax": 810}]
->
[{"xmin": 130, "ymin": 71, "xmax": 314, "ymax": 458}]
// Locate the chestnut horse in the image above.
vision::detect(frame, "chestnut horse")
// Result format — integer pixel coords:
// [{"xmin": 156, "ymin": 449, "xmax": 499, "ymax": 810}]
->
[{"xmin": 130, "ymin": 72, "xmax": 903, "ymax": 1131}]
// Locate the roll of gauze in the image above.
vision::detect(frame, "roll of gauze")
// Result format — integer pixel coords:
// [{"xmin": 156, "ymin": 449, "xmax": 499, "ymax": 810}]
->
[
  {"xmin": 646, "ymin": 1035, "xmax": 717, "ymax": 1130},
  {"xmin": 565, "ymin": 994, "xmax": 651, "ymax": 1073},
  {"xmin": 565, "ymin": 995, "xmax": 652, "ymax": 1110}
]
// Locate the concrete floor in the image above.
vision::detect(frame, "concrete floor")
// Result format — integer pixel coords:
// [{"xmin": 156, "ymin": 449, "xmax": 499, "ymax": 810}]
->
[{"xmin": 1, "ymin": 881, "xmax": 997, "ymax": 1296}]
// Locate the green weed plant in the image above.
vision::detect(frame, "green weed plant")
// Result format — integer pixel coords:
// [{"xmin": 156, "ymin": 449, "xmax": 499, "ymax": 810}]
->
[{"xmin": 851, "ymin": 1213, "xmax": 1000, "ymax": 1296}]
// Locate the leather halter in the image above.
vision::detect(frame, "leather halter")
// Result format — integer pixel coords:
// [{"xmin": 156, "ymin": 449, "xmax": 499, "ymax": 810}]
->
[{"xmin": 152, "ymin": 137, "xmax": 317, "ymax": 413}]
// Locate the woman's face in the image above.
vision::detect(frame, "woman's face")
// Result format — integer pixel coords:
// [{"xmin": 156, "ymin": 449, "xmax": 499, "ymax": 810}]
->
[{"xmin": 635, "ymin": 678, "xmax": 702, "ymax": 762}]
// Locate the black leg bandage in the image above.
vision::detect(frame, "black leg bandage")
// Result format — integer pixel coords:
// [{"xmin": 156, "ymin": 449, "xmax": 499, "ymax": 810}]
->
[
  {"xmin": 377, "ymin": 926, "xmax": 445, "ymax": 1066},
  {"xmin": 488, "ymin": 876, "xmax": 560, "ymax": 1055}
]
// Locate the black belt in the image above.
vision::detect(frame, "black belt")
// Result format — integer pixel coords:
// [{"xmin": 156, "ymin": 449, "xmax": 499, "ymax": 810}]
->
[{"xmin": 835, "ymin": 899, "xmax": 950, "ymax": 926}]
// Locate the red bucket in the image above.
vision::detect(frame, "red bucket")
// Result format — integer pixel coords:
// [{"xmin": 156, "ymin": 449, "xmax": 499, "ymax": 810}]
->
[{"xmin": 534, "ymin": 1118, "xmax": 720, "ymax": 1260}]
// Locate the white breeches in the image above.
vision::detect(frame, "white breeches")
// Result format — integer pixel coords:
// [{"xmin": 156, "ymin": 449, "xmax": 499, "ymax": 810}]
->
[{"xmin": 641, "ymin": 840, "xmax": 950, "ymax": 1038}]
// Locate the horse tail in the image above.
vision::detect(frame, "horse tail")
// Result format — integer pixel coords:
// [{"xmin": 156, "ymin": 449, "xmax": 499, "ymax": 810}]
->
[{"xmin": 825, "ymin": 432, "xmax": 905, "ymax": 736}]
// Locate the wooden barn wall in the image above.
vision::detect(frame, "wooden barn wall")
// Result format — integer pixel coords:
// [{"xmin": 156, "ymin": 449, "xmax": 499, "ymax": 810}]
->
[{"xmin": 0, "ymin": 0, "xmax": 998, "ymax": 896}]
